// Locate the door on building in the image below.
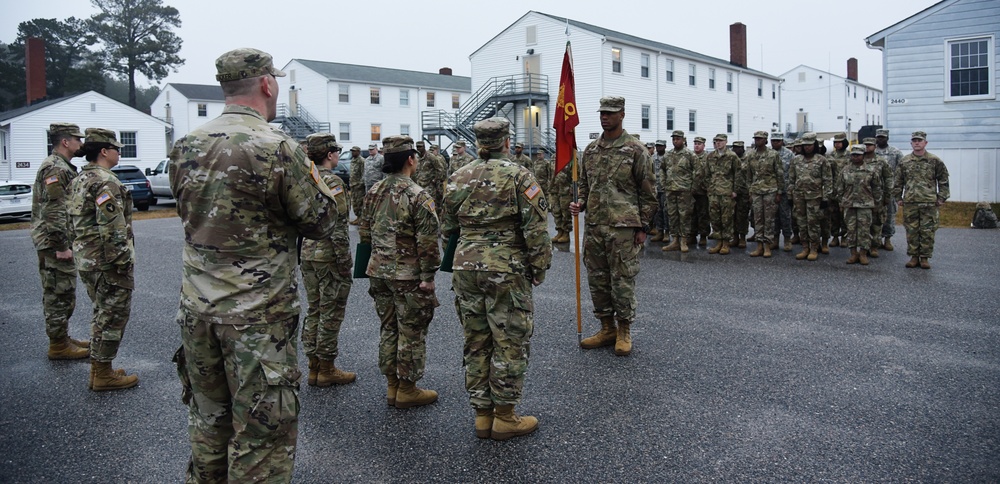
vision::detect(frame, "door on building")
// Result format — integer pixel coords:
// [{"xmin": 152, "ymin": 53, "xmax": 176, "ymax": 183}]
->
[
  {"xmin": 289, "ymin": 88, "xmax": 299, "ymax": 116},
  {"xmin": 796, "ymin": 112, "xmax": 809, "ymax": 133},
  {"xmin": 522, "ymin": 105, "xmax": 542, "ymax": 149},
  {"xmin": 523, "ymin": 55, "xmax": 540, "ymax": 92}
]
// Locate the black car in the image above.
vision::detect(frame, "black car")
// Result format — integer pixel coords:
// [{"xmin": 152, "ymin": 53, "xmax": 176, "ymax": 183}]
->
[
  {"xmin": 335, "ymin": 151, "xmax": 352, "ymax": 188},
  {"xmin": 111, "ymin": 165, "xmax": 155, "ymax": 211}
]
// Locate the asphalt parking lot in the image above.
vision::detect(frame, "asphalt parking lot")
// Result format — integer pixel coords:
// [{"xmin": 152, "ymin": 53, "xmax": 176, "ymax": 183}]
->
[{"xmin": 1, "ymin": 216, "xmax": 997, "ymax": 482}]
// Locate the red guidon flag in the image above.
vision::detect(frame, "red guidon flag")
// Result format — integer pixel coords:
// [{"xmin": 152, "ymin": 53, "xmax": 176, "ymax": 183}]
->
[{"xmin": 554, "ymin": 41, "xmax": 579, "ymax": 175}]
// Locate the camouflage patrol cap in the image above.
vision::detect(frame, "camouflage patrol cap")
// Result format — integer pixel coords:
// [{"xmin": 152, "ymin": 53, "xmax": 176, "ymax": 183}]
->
[
  {"xmin": 350, "ymin": 146, "xmax": 361, "ymax": 152},
  {"xmin": 671, "ymin": 130, "xmax": 685, "ymax": 138},
  {"xmin": 473, "ymin": 117, "xmax": 511, "ymax": 149},
  {"xmin": 752, "ymin": 130, "xmax": 768, "ymax": 138},
  {"xmin": 713, "ymin": 134, "xmax": 728, "ymax": 142},
  {"xmin": 305, "ymin": 133, "xmax": 339, "ymax": 157},
  {"xmin": 833, "ymin": 132, "xmax": 848, "ymax": 141},
  {"xmin": 415, "ymin": 140, "xmax": 426, "ymax": 147},
  {"xmin": 801, "ymin": 132, "xmax": 818, "ymax": 143},
  {"xmin": 862, "ymin": 137, "xmax": 877, "ymax": 145},
  {"xmin": 215, "ymin": 48, "xmax": 286, "ymax": 82},
  {"xmin": 792, "ymin": 138, "xmax": 803, "ymax": 147},
  {"xmin": 430, "ymin": 144, "xmax": 439, "ymax": 150},
  {"xmin": 455, "ymin": 140, "xmax": 467, "ymax": 147},
  {"xmin": 655, "ymin": 139, "xmax": 667, "ymax": 146},
  {"xmin": 694, "ymin": 137, "xmax": 706, "ymax": 143},
  {"xmin": 911, "ymin": 131, "xmax": 927, "ymax": 140},
  {"xmin": 49, "ymin": 123, "xmax": 85, "ymax": 138},
  {"xmin": 876, "ymin": 129, "xmax": 889, "ymax": 137},
  {"xmin": 368, "ymin": 143, "xmax": 378, "ymax": 150},
  {"xmin": 514, "ymin": 142, "xmax": 524, "ymax": 149},
  {"xmin": 597, "ymin": 96, "xmax": 625, "ymax": 112},
  {"xmin": 850, "ymin": 145, "xmax": 865, "ymax": 155},
  {"xmin": 645, "ymin": 142, "xmax": 655, "ymax": 148},
  {"xmin": 383, "ymin": 135, "xmax": 415, "ymax": 154},
  {"xmin": 771, "ymin": 133, "xmax": 785, "ymax": 141},
  {"xmin": 84, "ymin": 127, "xmax": 123, "ymax": 148},
  {"xmin": 732, "ymin": 141, "xmax": 745, "ymax": 147}
]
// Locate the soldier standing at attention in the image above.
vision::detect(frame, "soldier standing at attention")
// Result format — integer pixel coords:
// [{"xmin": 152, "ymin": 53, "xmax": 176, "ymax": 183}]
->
[
  {"xmin": 745, "ymin": 131, "xmax": 784, "ymax": 258},
  {"xmin": 770, "ymin": 134, "xmax": 795, "ymax": 251},
  {"xmin": 363, "ymin": 142, "xmax": 385, "ymax": 191},
  {"xmin": 875, "ymin": 129, "xmax": 904, "ymax": 250},
  {"xmin": 31, "ymin": 122, "xmax": 90, "ymax": 360},
  {"xmin": 512, "ymin": 142, "xmax": 533, "ymax": 169},
  {"xmin": 301, "ymin": 134, "xmax": 356, "ymax": 387},
  {"xmin": 650, "ymin": 139, "xmax": 668, "ymax": 243},
  {"xmin": 170, "ymin": 48, "xmax": 338, "ymax": 482},
  {"xmin": 660, "ymin": 131, "xmax": 696, "ymax": 253},
  {"xmin": 862, "ymin": 138, "xmax": 893, "ymax": 259},
  {"xmin": 826, "ymin": 133, "xmax": 851, "ymax": 248},
  {"xmin": 838, "ymin": 145, "xmax": 883, "ymax": 266},
  {"xmin": 349, "ymin": 146, "xmax": 365, "ymax": 225},
  {"xmin": 788, "ymin": 133, "xmax": 833, "ymax": 262},
  {"xmin": 894, "ymin": 131, "xmax": 949, "ymax": 269},
  {"xmin": 449, "ymin": 140, "xmax": 475, "ymax": 174},
  {"xmin": 360, "ymin": 135, "xmax": 441, "ymax": 408},
  {"xmin": 731, "ymin": 140, "xmax": 750, "ymax": 249},
  {"xmin": 689, "ymin": 136, "xmax": 711, "ymax": 247},
  {"xmin": 443, "ymin": 117, "xmax": 552, "ymax": 441},
  {"xmin": 67, "ymin": 128, "xmax": 138, "ymax": 391},
  {"xmin": 704, "ymin": 134, "xmax": 740, "ymax": 255},
  {"xmin": 549, "ymin": 151, "xmax": 573, "ymax": 244},
  {"xmin": 570, "ymin": 96, "xmax": 657, "ymax": 356},
  {"xmin": 414, "ymin": 140, "xmax": 447, "ymax": 219}
]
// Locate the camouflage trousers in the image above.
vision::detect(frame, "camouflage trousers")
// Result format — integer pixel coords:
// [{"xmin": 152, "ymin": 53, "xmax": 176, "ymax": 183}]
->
[
  {"xmin": 301, "ymin": 260, "xmax": 353, "ymax": 361},
  {"xmin": 550, "ymin": 179, "xmax": 573, "ymax": 233},
  {"xmin": 453, "ymin": 271, "xmax": 533, "ymax": 409},
  {"xmin": 350, "ymin": 187, "xmax": 365, "ymax": 220},
  {"xmin": 36, "ymin": 250, "xmax": 77, "ymax": 342},
  {"xmin": 792, "ymin": 198, "xmax": 824, "ymax": 245},
  {"xmin": 882, "ymin": 198, "xmax": 898, "ymax": 238},
  {"xmin": 751, "ymin": 192, "xmax": 779, "ymax": 245},
  {"xmin": 902, "ymin": 203, "xmax": 940, "ymax": 258},
  {"xmin": 368, "ymin": 277, "xmax": 439, "ymax": 382},
  {"xmin": 870, "ymin": 204, "xmax": 886, "ymax": 242},
  {"xmin": 708, "ymin": 194, "xmax": 735, "ymax": 240},
  {"xmin": 690, "ymin": 193, "xmax": 711, "ymax": 237},
  {"xmin": 773, "ymin": 193, "xmax": 793, "ymax": 238},
  {"xmin": 734, "ymin": 192, "xmax": 750, "ymax": 237},
  {"xmin": 665, "ymin": 190, "xmax": 693, "ymax": 238},
  {"xmin": 843, "ymin": 208, "xmax": 873, "ymax": 250},
  {"xmin": 79, "ymin": 269, "xmax": 132, "ymax": 362},
  {"xmin": 583, "ymin": 225, "xmax": 641, "ymax": 324},
  {"xmin": 827, "ymin": 200, "xmax": 845, "ymax": 238},
  {"xmin": 175, "ymin": 310, "xmax": 300, "ymax": 484},
  {"xmin": 654, "ymin": 191, "xmax": 669, "ymax": 232}
]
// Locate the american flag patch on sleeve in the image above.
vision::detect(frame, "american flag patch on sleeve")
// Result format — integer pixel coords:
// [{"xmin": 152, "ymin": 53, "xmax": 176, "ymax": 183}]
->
[
  {"xmin": 426, "ymin": 200, "xmax": 436, "ymax": 213},
  {"xmin": 45, "ymin": 176, "xmax": 59, "ymax": 185},
  {"xmin": 96, "ymin": 192, "xmax": 112, "ymax": 206},
  {"xmin": 331, "ymin": 185, "xmax": 344, "ymax": 196},
  {"xmin": 524, "ymin": 184, "xmax": 541, "ymax": 200}
]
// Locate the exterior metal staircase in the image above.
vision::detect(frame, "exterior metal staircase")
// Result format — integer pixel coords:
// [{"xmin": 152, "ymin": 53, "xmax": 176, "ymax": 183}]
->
[{"xmin": 274, "ymin": 104, "xmax": 330, "ymax": 140}]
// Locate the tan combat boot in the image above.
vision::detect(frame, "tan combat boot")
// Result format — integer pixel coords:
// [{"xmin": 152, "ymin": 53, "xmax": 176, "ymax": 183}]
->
[
  {"xmin": 749, "ymin": 243, "xmax": 764, "ymax": 257},
  {"xmin": 555, "ymin": 231, "xmax": 571, "ymax": 243},
  {"xmin": 385, "ymin": 374, "xmax": 399, "ymax": 406},
  {"xmin": 807, "ymin": 243, "xmax": 819, "ymax": 261},
  {"xmin": 738, "ymin": 235, "xmax": 747, "ymax": 248},
  {"xmin": 883, "ymin": 237, "xmax": 894, "ymax": 251},
  {"xmin": 650, "ymin": 232, "xmax": 664, "ymax": 242},
  {"xmin": 829, "ymin": 236, "xmax": 840, "ymax": 248},
  {"xmin": 790, "ymin": 233, "xmax": 801, "ymax": 245},
  {"xmin": 719, "ymin": 241, "xmax": 731, "ymax": 255},
  {"xmin": 395, "ymin": 379, "xmax": 438, "ymax": 408},
  {"xmin": 614, "ymin": 322, "xmax": 632, "ymax": 356},
  {"xmin": 919, "ymin": 257, "xmax": 931, "ymax": 269},
  {"xmin": 316, "ymin": 359, "xmax": 356, "ymax": 387},
  {"xmin": 763, "ymin": 242, "xmax": 773, "ymax": 258},
  {"xmin": 550, "ymin": 230, "xmax": 564, "ymax": 243},
  {"xmin": 90, "ymin": 360, "xmax": 138, "ymax": 392},
  {"xmin": 661, "ymin": 239, "xmax": 680, "ymax": 252},
  {"xmin": 795, "ymin": 245, "xmax": 810, "ymax": 260},
  {"xmin": 905, "ymin": 256, "xmax": 919, "ymax": 268},
  {"xmin": 307, "ymin": 356, "xmax": 319, "ymax": 386},
  {"xmin": 580, "ymin": 317, "xmax": 617, "ymax": 349},
  {"xmin": 846, "ymin": 248, "xmax": 859, "ymax": 264},
  {"xmin": 708, "ymin": 241, "xmax": 722, "ymax": 254},
  {"xmin": 859, "ymin": 249, "xmax": 870, "ymax": 265},
  {"xmin": 491, "ymin": 405, "xmax": 538, "ymax": 441},
  {"xmin": 783, "ymin": 236, "xmax": 792, "ymax": 252},
  {"xmin": 475, "ymin": 408, "xmax": 494, "ymax": 439},
  {"xmin": 89, "ymin": 365, "xmax": 126, "ymax": 390},
  {"xmin": 820, "ymin": 238, "xmax": 830, "ymax": 254},
  {"xmin": 71, "ymin": 338, "xmax": 90, "ymax": 348},
  {"xmin": 869, "ymin": 245, "xmax": 879, "ymax": 258},
  {"xmin": 48, "ymin": 338, "xmax": 89, "ymax": 360},
  {"xmin": 679, "ymin": 237, "xmax": 690, "ymax": 253}
]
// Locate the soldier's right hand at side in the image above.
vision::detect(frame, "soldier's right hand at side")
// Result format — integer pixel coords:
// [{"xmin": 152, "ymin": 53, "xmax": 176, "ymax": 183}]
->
[
  {"xmin": 419, "ymin": 281, "xmax": 435, "ymax": 293},
  {"xmin": 55, "ymin": 249, "xmax": 73, "ymax": 261},
  {"xmin": 569, "ymin": 201, "xmax": 581, "ymax": 216}
]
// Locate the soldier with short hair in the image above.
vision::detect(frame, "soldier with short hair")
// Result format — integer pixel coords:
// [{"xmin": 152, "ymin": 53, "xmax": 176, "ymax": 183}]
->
[
  {"xmin": 838, "ymin": 145, "xmax": 883, "ymax": 265},
  {"xmin": 650, "ymin": 139, "xmax": 669, "ymax": 242},
  {"xmin": 31, "ymin": 122, "xmax": 90, "ymax": 360},
  {"xmin": 770, "ymin": 134, "xmax": 795, "ymax": 251},
  {"xmin": 449, "ymin": 140, "xmax": 475, "ymax": 174},
  {"xmin": 512, "ymin": 142, "xmax": 532, "ymax": 169},
  {"xmin": 689, "ymin": 136, "xmax": 711, "ymax": 247},
  {"xmin": 660, "ymin": 131, "xmax": 696, "ymax": 253},
  {"xmin": 746, "ymin": 131, "xmax": 784, "ymax": 258},
  {"xmin": 704, "ymin": 134, "xmax": 740, "ymax": 255},
  {"xmin": 349, "ymin": 145, "xmax": 365, "ymax": 224},
  {"xmin": 862, "ymin": 138, "xmax": 893, "ymax": 259},
  {"xmin": 788, "ymin": 133, "xmax": 833, "ymax": 261},
  {"xmin": 363, "ymin": 142, "xmax": 385, "ymax": 191},
  {"xmin": 414, "ymin": 140, "xmax": 448, "ymax": 220},
  {"xmin": 826, "ymin": 133, "xmax": 851, "ymax": 249},
  {"xmin": 894, "ymin": 131, "xmax": 949, "ymax": 269},
  {"xmin": 875, "ymin": 129, "xmax": 904, "ymax": 250}
]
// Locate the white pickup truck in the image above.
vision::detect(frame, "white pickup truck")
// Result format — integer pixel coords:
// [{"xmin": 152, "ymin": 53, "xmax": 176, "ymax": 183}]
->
[{"xmin": 145, "ymin": 159, "xmax": 173, "ymax": 202}]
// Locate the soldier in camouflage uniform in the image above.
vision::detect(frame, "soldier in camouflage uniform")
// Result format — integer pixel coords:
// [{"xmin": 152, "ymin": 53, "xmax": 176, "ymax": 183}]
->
[
  {"xmin": 301, "ymin": 134, "xmax": 356, "ymax": 387},
  {"xmin": 660, "ymin": 131, "xmax": 696, "ymax": 253},
  {"xmin": 788, "ymin": 133, "xmax": 832, "ymax": 261},
  {"xmin": 746, "ymin": 131, "xmax": 785, "ymax": 258},
  {"xmin": 363, "ymin": 142, "xmax": 385, "ymax": 191},
  {"xmin": 894, "ymin": 131, "xmax": 949, "ymax": 269},
  {"xmin": 837, "ymin": 145, "xmax": 883, "ymax": 265},
  {"xmin": 689, "ymin": 137, "xmax": 711, "ymax": 247},
  {"xmin": 512, "ymin": 142, "xmax": 533, "ymax": 169},
  {"xmin": 570, "ymin": 97, "xmax": 657, "ymax": 356},
  {"xmin": 360, "ymin": 135, "xmax": 442, "ymax": 408},
  {"xmin": 862, "ymin": 138, "xmax": 893, "ymax": 259},
  {"xmin": 67, "ymin": 128, "xmax": 138, "ymax": 391},
  {"xmin": 31, "ymin": 123, "xmax": 90, "ymax": 360},
  {"xmin": 770, "ymin": 134, "xmax": 795, "ymax": 251},
  {"xmin": 826, "ymin": 133, "xmax": 851, "ymax": 249},
  {"xmin": 704, "ymin": 134, "xmax": 740, "ymax": 255},
  {"xmin": 449, "ymin": 140, "xmax": 476, "ymax": 174},
  {"xmin": 650, "ymin": 139, "xmax": 669, "ymax": 242},
  {"xmin": 169, "ymin": 48, "xmax": 339, "ymax": 483},
  {"xmin": 875, "ymin": 129, "xmax": 904, "ymax": 250},
  {"xmin": 549, "ymin": 151, "xmax": 574, "ymax": 244},
  {"xmin": 414, "ymin": 140, "xmax": 447, "ymax": 219},
  {"xmin": 349, "ymin": 146, "xmax": 365, "ymax": 224},
  {"xmin": 731, "ymin": 140, "xmax": 750, "ymax": 249},
  {"xmin": 442, "ymin": 117, "xmax": 552, "ymax": 441}
]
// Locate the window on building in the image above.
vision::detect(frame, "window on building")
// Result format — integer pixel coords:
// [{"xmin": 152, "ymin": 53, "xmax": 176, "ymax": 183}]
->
[
  {"xmin": 452, "ymin": 93, "xmax": 460, "ymax": 109},
  {"xmin": 709, "ymin": 68, "xmax": 716, "ymax": 89},
  {"xmin": 641, "ymin": 54, "xmax": 650, "ymax": 78},
  {"xmin": 866, "ymin": 91, "xmax": 869, "ymax": 102},
  {"xmin": 400, "ymin": 89, "xmax": 409, "ymax": 107},
  {"xmin": 726, "ymin": 114, "xmax": 733, "ymax": 133},
  {"xmin": 688, "ymin": 110, "xmax": 696, "ymax": 132},
  {"xmin": 772, "ymin": 84, "xmax": 776, "ymax": 99},
  {"xmin": 427, "ymin": 92, "xmax": 435, "ymax": 107},
  {"xmin": 853, "ymin": 86, "xmax": 856, "ymax": 98},
  {"xmin": 611, "ymin": 47, "xmax": 622, "ymax": 74},
  {"xmin": 688, "ymin": 64, "xmax": 696, "ymax": 86},
  {"xmin": 370, "ymin": 124, "xmax": 381, "ymax": 141},
  {"xmin": 641, "ymin": 105, "xmax": 650, "ymax": 129},
  {"xmin": 757, "ymin": 79, "xmax": 763, "ymax": 97},
  {"xmin": 727, "ymin": 72, "xmax": 733, "ymax": 92},
  {"xmin": 339, "ymin": 123, "xmax": 350, "ymax": 141},
  {"xmin": 339, "ymin": 84, "xmax": 349, "ymax": 103},
  {"xmin": 119, "ymin": 131, "xmax": 137, "ymax": 158},
  {"xmin": 665, "ymin": 59, "xmax": 674, "ymax": 82},
  {"xmin": 526, "ymin": 25, "xmax": 537, "ymax": 45},
  {"xmin": 197, "ymin": 103, "xmax": 207, "ymax": 117},
  {"xmin": 947, "ymin": 36, "xmax": 993, "ymax": 100},
  {"xmin": 666, "ymin": 108, "xmax": 674, "ymax": 130},
  {"xmin": 370, "ymin": 87, "xmax": 380, "ymax": 105},
  {"xmin": 798, "ymin": 72, "xmax": 806, "ymax": 82},
  {"xmin": 401, "ymin": 124, "xmax": 410, "ymax": 136}
]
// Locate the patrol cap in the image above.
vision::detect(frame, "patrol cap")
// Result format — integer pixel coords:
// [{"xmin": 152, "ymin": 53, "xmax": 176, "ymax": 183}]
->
[
  {"xmin": 862, "ymin": 137, "xmax": 877, "ymax": 145},
  {"xmin": 655, "ymin": 139, "xmax": 667, "ymax": 146},
  {"xmin": 305, "ymin": 133, "xmax": 339, "ymax": 156},
  {"xmin": 801, "ymin": 132, "xmax": 818, "ymax": 143},
  {"xmin": 350, "ymin": 146, "xmax": 361, "ymax": 152},
  {"xmin": 382, "ymin": 135, "xmax": 415, "ymax": 154},
  {"xmin": 430, "ymin": 144, "xmax": 439, "ymax": 150},
  {"xmin": 368, "ymin": 143, "xmax": 378, "ymax": 150},
  {"xmin": 473, "ymin": 117, "xmax": 511, "ymax": 149},
  {"xmin": 850, "ymin": 145, "xmax": 865, "ymax": 155},
  {"xmin": 455, "ymin": 140, "xmax": 467, "ymax": 147},
  {"xmin": 514, "ymin": 142, "xmax": 524, "ymax": 149},
  {"xmin": 771, "ymin": 133, "xmax": 785, "ymax": 142},
  {"xmin": 84, "ymin": 127, "xmax": 123, "ymax": 148},
  {"xmin": 792, "ymin": 138, "xmax": 803, "ymax": 147},
  {"xmin": 732, "ymin": 141, "xmax": 745, "ymax": 147},
  {"xmin": 876, "ymin": 129, "xmax": 889, "ymax": 137},
  {"xmin": 597, "ymin": 96, "xmax": 625, "ymax": 112},
  {"xmin": 645, "ymin": 142, "xmax": 655, "ymax": 148},
  {"xmin": 415, "ymin": 140, "xmax": 426, "ymax": 147},
  {"xmin": 215, "ymin": 48, "xmax": 286, "ymax": 82},
  {"xmin": 694, "ymin": 136, "xmax": 706, "ymax": 143},
  {"xmin": 833, "ymin": 132, "xmax": 848, "ymax": 141},
  {"xmin": 752, "ymin": 130, "xmax": 768, "ymax": 139},
  {"xmin": 49, "ymin": 123, "xmax": 85, "ymax": 138},
  {"xmin": 713, "ymin": 134, "xmax": 728, "ymax": 142},
  {"xmin": 911, "ymin": 131, "xmax": 927, "ymax": 140}
]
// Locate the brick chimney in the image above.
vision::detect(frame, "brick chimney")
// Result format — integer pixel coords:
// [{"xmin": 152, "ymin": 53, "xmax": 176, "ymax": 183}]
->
[
  {"xmin": 730, "ymin": 23, "xmax": 747, "ymax": 68},
  {"xmin": 847, "ymin": 57, "xmax": 858, "ymax": 81},
  {"xmin": 26, "ymin": 37, "xmax": 47, "ymax": 106},
  {"xmin": 439, "ymin": 67, "xmax": 452, "ymax": 76}
]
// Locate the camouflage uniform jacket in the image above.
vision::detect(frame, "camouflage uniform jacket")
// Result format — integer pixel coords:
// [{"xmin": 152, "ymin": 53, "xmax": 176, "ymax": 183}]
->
[
  {"xmin": 360, "ymin": 173, "xmax": 440, "ymax": 282},
  {"xmin": 838, "ymin": 162, "xmax": 882, "ymax": 209},
  {"xmin": 875, "ymin": 144, "xmax": 904, "ymax": 172},
  {"xmin": 735, "ymin": 153, "xmax": 750, "ymax": 195},
  {"xmin": 531, "ymin": 156, "xmax": 552, "ymax": 194},
  {"xmin": 704, "ymin": 148, "xmax": 740, "ymax": 196},
  {"xmin": 827, "ymin": 149, "xmax": 850, "ymax": 199},
  {"xmin": 893, "ymin": 151, "xmax": 950, "ymax": 204},
  {"xmin": 442, "ymin": 153, "xmax": 552, "ymax": 282},
  {"xmin": 661, "ymin": 147, "xmax": 697, "ymax": 192},
  {"xmin": 513, "ymin": 153, "xmax": 532, "ymax": 170},
  {"xmin": 864, "ymin": 154, "xmax": 893, "ymax": 205},
  {"xmin": 415, "ymin": 152, "xmax": 447, "ymax": 202},
  {"xmin": 363, "ymin": 153, "xmax": 385, "ymax": 190},
  {"xmin": 746, "ymin": 147, "xmax": 785, "ymax": 195},
  {"xmin": 31, "ymin": 152, "xmax": 79, "ymax": 252},
  {"xmin": 777, "ymin": 147, "xmax": 794, "ymax": 192},
  {"xmin": 169, "ymin": 104, "xmax": 338, "ymax": 325},
  {"xmin": 789, "ymin": 155, "xmax": 833, "ymax": 200},
  {"xmin": 66, "ymin": 163, "xmax": 134, "ymax": 277},
  {"xmin": 578, "ymin": 130, "xmax": 657, "ymax": 228},
  {"xmin": 652, "ymin": 152, "xmax": 663, "ymax": 190},
  {"xmin": 349, "ymin": 155, "xmax": 365, "ymax": 190},
  {"xmin": 301, "ymin": 168, "xmax": 351, "ymax": 263},
  {"xmin": 692, "ymin": 151, "xmax": 709, "ymax": 194},
  {"xmin": 450, "ymin": 152, "xmax": 476, "ymax": 174}
]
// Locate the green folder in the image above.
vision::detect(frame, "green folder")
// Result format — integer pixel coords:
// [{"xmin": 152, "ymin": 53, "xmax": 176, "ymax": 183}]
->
[
  {"xmin": 353, "ymin": 242, "xmax": 372, "ymax": 279},
  {"xmin": 439, "ymin": 233, "xmax": 459, "ymax": 273}
]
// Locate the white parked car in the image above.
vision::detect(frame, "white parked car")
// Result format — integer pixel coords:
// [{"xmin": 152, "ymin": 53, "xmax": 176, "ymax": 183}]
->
[
  {"xmin": 0, "ymin": 181, "xmax": 33, "ymax": 219},
  {"xmin": 145, "ymin": 159, "xmax": 173, "ymax": 201}
]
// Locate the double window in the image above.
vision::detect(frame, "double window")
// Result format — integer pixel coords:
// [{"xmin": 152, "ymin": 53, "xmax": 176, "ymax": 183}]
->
[{"xmin": 946, "ymin": 35, "xmax": 994, "ymax": 101}]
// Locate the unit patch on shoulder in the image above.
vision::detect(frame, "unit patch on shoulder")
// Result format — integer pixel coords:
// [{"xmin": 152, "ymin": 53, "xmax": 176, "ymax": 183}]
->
[
  {"xmin": 310, "ymin": 162, "xmax": 322, "ymax": 185},
  {"xmin": 524, "ymin": 183, "xmax": 541, "ymax": 200}
]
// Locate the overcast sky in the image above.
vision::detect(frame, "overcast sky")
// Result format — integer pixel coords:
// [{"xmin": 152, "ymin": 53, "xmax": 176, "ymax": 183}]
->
[{"xmin": 4, "ymin": 0, "xmax": 939, "ymax": 90}]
